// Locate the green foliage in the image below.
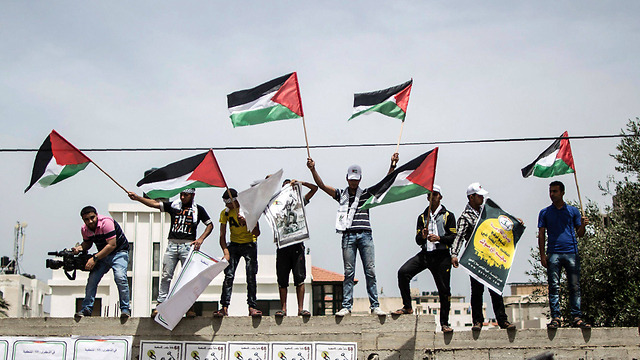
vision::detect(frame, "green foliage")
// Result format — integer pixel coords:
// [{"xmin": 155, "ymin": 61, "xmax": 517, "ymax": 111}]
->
[
  {"xmin": 527, "ymin": 118, "xmax": 640, "ymax": 327},
  {"xmin": 0, "ymin": 295, "xmax": 9, "ymax": 317}
]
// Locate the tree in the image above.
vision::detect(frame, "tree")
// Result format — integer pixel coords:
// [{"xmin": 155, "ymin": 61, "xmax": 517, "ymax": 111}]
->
[
  {"xmin": 527, "ymin": 118, "xmax": 640, "ymax": 327},
  {"xmin": 0, "ymin": 295, "xmax": 9, "ymax": 317}
]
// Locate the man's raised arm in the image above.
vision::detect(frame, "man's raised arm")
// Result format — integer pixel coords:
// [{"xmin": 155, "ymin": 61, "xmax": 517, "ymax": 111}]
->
[
  {"xmin": 128, "ymin": 191, "xmax": 162, "ymax": 210},
  {"xmin": 307, "ymin": 158, "xmax": 336, "ymax": 197}
]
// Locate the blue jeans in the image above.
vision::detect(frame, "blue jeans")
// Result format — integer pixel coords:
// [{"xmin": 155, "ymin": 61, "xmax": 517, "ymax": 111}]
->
[
  {"xmin": 547, "ymin": 253, "xmax": 581, "ymax": 319},
  {"xmin": 81, "ymin": 250, "xmax": 130, "ymax": 313},
  {"xmin": 220, "ymin": 242, "xmax": 258, "ymax": 308},
  {"xmin": 158, "ymin": 241, "xmax": 192, "ymax": 303},
  {"xmin": 342, "ymin": 231, "xmax": 379, "ymax": 310}
]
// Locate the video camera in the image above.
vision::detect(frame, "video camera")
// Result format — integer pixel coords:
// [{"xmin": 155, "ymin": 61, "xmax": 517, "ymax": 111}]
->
[{"xmin": 45, "ymin": 249, "xmax": 93, "ymax": 280}]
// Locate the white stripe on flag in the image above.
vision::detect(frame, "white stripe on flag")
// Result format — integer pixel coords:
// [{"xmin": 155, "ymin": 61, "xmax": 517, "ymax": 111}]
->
[
  {"xmin": 368, "ymin": 170, "xmax": 412, "ymax": 205},
  {"xmin": 138, "ymin": 172, "xmax": 197, "ymax": 193},
  {"xmin": 228, "ymin": 92, "xmax": 278, "ymax": 114},
  {"xmin": 536, "ymin": 149, "xmax": 560, "ymax": 167}
]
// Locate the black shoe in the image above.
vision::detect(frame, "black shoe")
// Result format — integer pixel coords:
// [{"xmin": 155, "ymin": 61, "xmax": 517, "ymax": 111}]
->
[
  {"xmin": 75, "ymin": 309, "xmax": 91, "ymax": 318},
  {"xmin": 499, "ymin": 321, "xmax": 517, "ymax": 330},
  {"xmin": 471, "ymin": 322, "xmax": 482, "ymax": 331}
]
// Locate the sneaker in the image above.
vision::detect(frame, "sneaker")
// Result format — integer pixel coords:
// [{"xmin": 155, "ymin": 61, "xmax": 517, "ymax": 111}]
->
[
  {"xmin": 499, "ymin": 320, "xmax": 517, "ymax": 330},
  {"xmin": 120, "ymin": 309, "xmax": 131, "ymax": 320},
  {"xmin": 74, "ymin": 309, "xmax": 91, "ymax": 318},
  {"xmin": 371, "ymin": 307, "xmax": 387, "ymax": 316},
  {"xmin": 471, "ymin": 322, "xmax": 483, "ymax": 331},
  {"xmin": 335, "ymin": 308, "xmax": 351, "ymax": 317}
]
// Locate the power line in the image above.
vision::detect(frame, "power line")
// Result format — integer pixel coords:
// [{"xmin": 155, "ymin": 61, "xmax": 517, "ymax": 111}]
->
[{"xmin": 0, "ymin": 134, "xmax": 630, "ymax": 153}]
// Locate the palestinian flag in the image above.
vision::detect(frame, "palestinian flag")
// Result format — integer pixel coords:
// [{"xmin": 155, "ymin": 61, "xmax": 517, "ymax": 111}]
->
[
  {"xmin": 227, "ymin": 72, "xmax": 304, "ymax": 128},
  {"xmin": 25, "ymin": 130, "xmax": 92, "ymax": 193},
  {"xmin": 349, "ymin": 79, "xmax": 413, "ymax": 122},
  {"xmin": 137, "ymin": 149, "xmax": 227, "ymax": 199},
  {"xmin": 521, "ymin": 131, "xmax": 575, "ymax": 178},
  {"xmin": 361, "ymin": 147, "xmax": 438, "ymax": 210}
]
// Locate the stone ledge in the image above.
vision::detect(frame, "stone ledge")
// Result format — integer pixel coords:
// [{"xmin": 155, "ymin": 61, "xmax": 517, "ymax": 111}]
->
[{"xmin": 0, "ymin": 316, "xmax": 638, "ymax": 359}]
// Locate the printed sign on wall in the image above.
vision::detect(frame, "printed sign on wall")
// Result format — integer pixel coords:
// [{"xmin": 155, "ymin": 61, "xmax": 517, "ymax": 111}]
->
[
  {"xmin": 314, "ymin": 342, "xmax": 357, "ymax": 360},
  {"xmin": 139, "ymin": 341, "xmax": 182, "ymax": 360},
  {"xmin": 183, "ymin": 342, "xmax": 226, "ymax": 360},
  {"xmin": 227, "ymin": 342, "xmax": 268, "ymax": 360}
]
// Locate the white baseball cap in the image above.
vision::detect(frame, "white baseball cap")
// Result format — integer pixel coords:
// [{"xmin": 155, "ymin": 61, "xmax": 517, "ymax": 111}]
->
[
  {"xmin": 347, "ymin": 165, "xmax": 362, "ymax": 180},
  {"xmin": 431, "ymin": 184, "xmax": 442, "ymax": 196},
  {"xmin": 466, "ymin": 182, "xmax": 488, "ymax": 196}
]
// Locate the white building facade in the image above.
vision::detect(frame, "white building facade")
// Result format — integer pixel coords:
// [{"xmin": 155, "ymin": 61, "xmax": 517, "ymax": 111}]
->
[
  {"xmin": 48, "ymin": 203, "xmax": 312, "ymax": 317},
  {"xmin": 0, "ymin": 274, "xmax": 50, "ymax": 318}
]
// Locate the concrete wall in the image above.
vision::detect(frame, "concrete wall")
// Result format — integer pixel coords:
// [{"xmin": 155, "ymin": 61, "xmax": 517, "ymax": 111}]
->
[{"xmin": 0, "ymin": 315, "xmax": 638, "ymax": 359}]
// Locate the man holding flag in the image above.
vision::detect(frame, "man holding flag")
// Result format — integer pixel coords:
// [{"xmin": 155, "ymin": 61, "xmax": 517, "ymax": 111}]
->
[
  {"xmin": 450, "ymin": 183, "xmax": 515, "ymax": 331},
  {"xmin": 306, "ymin": 154, "xmax": 398, "ymax": 317},
  {"xmin": 538, "ymin": 181, "xmax": 590, "ymax": 329},
  {"xmin": 128, "ymin": 189, "xmax": 214, "ymax": 317}
]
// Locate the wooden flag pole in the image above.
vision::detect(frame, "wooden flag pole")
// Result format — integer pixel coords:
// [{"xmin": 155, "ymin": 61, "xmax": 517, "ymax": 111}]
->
[
  {"xmin": 392, "ymin": 121, "xmax": 405, "ymax": 167},
  {"xmin": 573, "ymin": 171, "xmax": 585, "ymax": 216},
  {"xmin": 91, "ymin": 161, "xmax": 128, "ymax": 193},
  {"xmin": 302, "ymin": 116, "xmax": 311, "ymax": 158}
]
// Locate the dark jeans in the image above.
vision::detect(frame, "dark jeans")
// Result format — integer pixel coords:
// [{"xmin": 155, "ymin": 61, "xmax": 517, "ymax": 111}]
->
[
  {"xmin": 547, "ymin": 253, "xmax": 581, "ymax": 319},
  {"xmin": 221, "ymin": 242, "xmax": 258, "ymax": 308},
  {"xmin": 470, "ymin": 276, "xmax": 508, "ymax": 324},
  {"xmin": 398, "ymin": 249, "xmax": 451, "ymax": 325}
]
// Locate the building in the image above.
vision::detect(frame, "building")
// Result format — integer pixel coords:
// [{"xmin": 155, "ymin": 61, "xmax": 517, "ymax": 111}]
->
[
  {"xmin": 503, "ymin": 282, "xmax": 547, "ymax": 329},
  {"xmin": 48, "ymin": 202, "xmax": 332, "ymax": 317},
  {"xmin": 0, "ymin": 274, "xmax": 50, "ymax": 318}
]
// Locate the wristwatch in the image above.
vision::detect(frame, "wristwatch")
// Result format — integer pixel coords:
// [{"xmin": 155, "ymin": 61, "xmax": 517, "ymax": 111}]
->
[{"xmin": 92, "ymin": 255, "xmax": 99, "ymax": 262}]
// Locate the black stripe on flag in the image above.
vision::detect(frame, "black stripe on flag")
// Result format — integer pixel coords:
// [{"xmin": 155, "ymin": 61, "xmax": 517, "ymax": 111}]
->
[
  {"xmin": 25, "ymin": 135, "xmax": 53, "ymax": 193},
  {"xmin": 136, "ymin": 152, "xmax": 207, "ymax": 187},
  {"xmin": 353, "ymin": 79, "xmax": 413, "ymax": 107},
  {"xmin": 521, "ymin": 138, "xmax": 561, "ymax": 178},
  {"xmin": 366, "ymin": 148, "xmax": 434, "ymax": 199},
  {"xmin": 227, "ymin": 73, "xmax": 293, "ymax": 108}
]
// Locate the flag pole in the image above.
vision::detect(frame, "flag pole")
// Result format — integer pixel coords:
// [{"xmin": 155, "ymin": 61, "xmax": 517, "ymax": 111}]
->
[
  {"xmin": 302, "ymin": 116, "xmax": 311, "ymax": 158},
  {"xmin": 573, "ymin": 171, "xmax": 585, "ymax": 215},
  {"xmin": 392, "ymin": 121, "xmax": 405, "ymax": 167},
  {"xmin": 90, "ymin": 161, "xmax": 128, "ymax": 193}
]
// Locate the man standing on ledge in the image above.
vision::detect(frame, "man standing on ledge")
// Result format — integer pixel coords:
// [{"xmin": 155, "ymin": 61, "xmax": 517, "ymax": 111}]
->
[
  {"xmin": 74, "ymin": 206, "xmax": 131, "ymax": 320},
  {"xmin": 306, "ymin": 153, "xmax": 398, "ymax": 317},
  {"xmin": 538, "ymin": 180, "xmax": 590, "ymax": 329},
  {"xmin": 451, "ymin": 183, "xmax": 516, "ymax": 331},
  {"xmin": 393, "ymin": 185, "xmax": 456, "ymax": 333},
  {"xmin": 128, "ymin": 188, "xmax": 213, "ymax": 317}
]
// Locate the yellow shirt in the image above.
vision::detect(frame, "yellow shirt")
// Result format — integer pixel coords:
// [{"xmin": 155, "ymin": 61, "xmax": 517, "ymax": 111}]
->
[{"xmin": 219, "ymin": 208, "xmax": 257, "ymax": 244}]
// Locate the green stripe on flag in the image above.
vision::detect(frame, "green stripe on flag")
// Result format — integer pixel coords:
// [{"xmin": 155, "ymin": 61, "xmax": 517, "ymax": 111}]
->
[
  {"xmin": 532, "ymin": 159, "xmax": 574, "ymax": 178},
  {"xmin": 361, "ymin": 183, "xmax": 429, "ymax": 210},
  {"xmin": 349, "ymin": 101, "xmax": 406, "ymax": 121},
  {"xmin": 230, "ymin": 104, "xmax": 301, "ymax": 127},
  {"xmin": 145, "ymin": 181, "xmax": 214, "ymax": 199},
  {"xmin": 41, "ymin": 163, "xmax": 90, "ymax": 187}
]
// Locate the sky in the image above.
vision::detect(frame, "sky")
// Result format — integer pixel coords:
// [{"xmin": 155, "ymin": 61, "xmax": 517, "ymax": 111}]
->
[{"xmin": 1, "ymin": 1, "xmax": 639, "ymax": 315}]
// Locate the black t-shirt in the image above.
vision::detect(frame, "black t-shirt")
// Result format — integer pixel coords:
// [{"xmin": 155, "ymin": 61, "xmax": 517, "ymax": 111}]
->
[{"xmin": 161, "ymin": 202, "xmax": 212, "ymax": 240}]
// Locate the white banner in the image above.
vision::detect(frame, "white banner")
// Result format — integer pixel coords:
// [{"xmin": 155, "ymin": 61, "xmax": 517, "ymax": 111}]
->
[
  {"xmin": 155, "ymin": 250, "xmax": 228, "ymax": 331},
  {"xmin": 264, "ymin": 183, "xmax": 310, "ymax": 249},
  {"xmin": 237, "ymin": 169, "xmax": 283, "ymax": 232}
]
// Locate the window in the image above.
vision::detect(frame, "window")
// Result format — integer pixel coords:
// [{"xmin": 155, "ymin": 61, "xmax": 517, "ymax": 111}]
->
[
  {"xmin": 432, "ymin": 309, "xmax": 438, "ymax": 315},
  {"xmin": 76, "ymin": 298, "xmax": 102, "ymax": 316},
  {"xmin": 193, "ymin": 301, "xmax": 219, "ymax": 317},
  {"xmin": 312, "ymin": 283, "xmax": 343, "ymax": 315},
  {"xmin": 152, "ymin": 243, "xmax": 161, "ymax": 271},
  {"xmin": 128, "ymin": 277, "xmax": 133, "ymax": 302},
  {"xmin": 152, "ymin": 277, "xmax": 159, "ymax": 301},
  {"xmin": 127, "ymin": 243, "xmax": 134, "ymax": 272},
  {"xmin": 454, "ymin": 310, "xmax": 461, "ymax": 315},
  {"xmin": 255, "ymin": 300, "xmax": 281, "ymax": 316}
]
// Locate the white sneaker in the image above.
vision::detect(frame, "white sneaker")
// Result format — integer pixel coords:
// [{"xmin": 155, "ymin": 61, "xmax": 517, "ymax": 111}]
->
[
  {"xmin": 335, "ymin": 308, "xmax": 351, "ymax": 317},
  {"xmin": 371, "ymin": 307, "xmax": 387, "ymax": 316}
]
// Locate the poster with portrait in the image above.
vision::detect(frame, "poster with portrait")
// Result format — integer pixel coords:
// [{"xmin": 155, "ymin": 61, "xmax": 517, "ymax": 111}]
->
[
  {"xmin": 139, "ymin": 341, "xmax": 182, "ymax": 360},
  {"xmin": 227, "ymin": 342, "xmax": 268, "ymax": 360},
  {"xmin": 314, "ymin": 342, "xmax": 356, "ymax": 360},
  {"xmin": 264, "ymin": 184, "xmax": 310, "ymax": 249},
  {"xmin": 269, "ymin": 342, "xmax": 312, "ymax": 360},
  {"xmin": 459, "ymin": 198, "xmax": 526, "ymax": 295},
  {"xmin": 183, "ymin": 342, "xmax": 226, "ymax": 360}
]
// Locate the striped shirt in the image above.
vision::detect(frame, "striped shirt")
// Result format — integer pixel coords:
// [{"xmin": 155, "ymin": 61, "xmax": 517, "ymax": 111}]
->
[
  {"xmin": 451, "ymin": 203, "xmax": 480, "ymax": 257},
  {"xmin": 334, "ymin": 187, "xmax": 372, "ymax": 233}
]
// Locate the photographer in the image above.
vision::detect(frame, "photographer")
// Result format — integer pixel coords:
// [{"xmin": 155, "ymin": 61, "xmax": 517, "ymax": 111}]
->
[{"xmin": 73, "ymin": 206, "xmax": 131, "ymax": 319}]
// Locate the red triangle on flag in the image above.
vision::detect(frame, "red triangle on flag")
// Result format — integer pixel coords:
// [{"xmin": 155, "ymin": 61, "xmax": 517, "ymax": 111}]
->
[
  {"xmin": 188, "ymin": 149, "xmax": 227, "ymax": 187},
  {"xmin": 394, "ymin": 81, "xmax": 412, "ymax": 114},
  {"xmin": 406, "ymin": 147, "xmax": 438, "ymax": 190},
  {"xmin": 558, "ymin": 131, "xmax": 575, "ymax": 171},
  {"xmin": 50, "ymin": 130, "xmax": 92, "ymax": 165},
  {"xmin": 271, "ymin": 72, "xmax": 304, "ymax": 117}
]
